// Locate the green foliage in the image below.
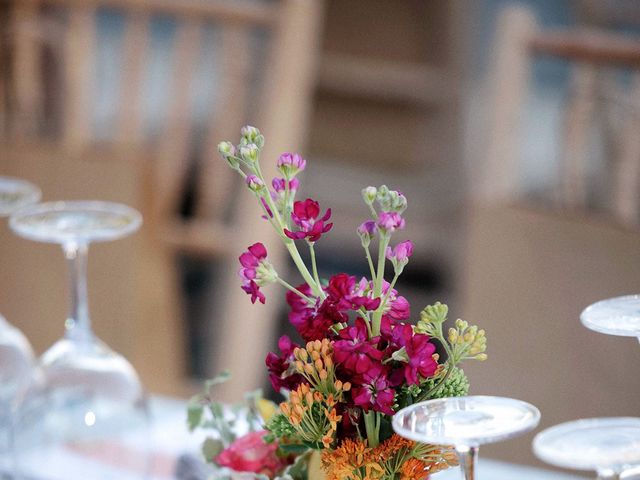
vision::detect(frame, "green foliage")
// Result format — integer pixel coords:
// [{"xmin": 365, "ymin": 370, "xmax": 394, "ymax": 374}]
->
[
  {"xmin": 201, "ymin": 437, "xmax": 224, "ymax": 463},
  {"xmin": 265, "ymin": 413, "xmax": 298, "ymax": 443},
  {"xmin": 421, "ymin": 366, "xmax": 470, "ymax": 399}
]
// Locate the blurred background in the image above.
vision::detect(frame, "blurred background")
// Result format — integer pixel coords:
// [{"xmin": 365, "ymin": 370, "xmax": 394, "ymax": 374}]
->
[{"xmin": 1, "ymin": 0, "xmax": 639, "ymax": 468}]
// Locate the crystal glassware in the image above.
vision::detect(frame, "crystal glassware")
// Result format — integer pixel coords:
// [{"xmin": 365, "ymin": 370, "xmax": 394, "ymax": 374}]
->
[
  {"xmin": 9, "ymin": 201, "xmax": 150, "ymax": 480},
  {"xmin": 393, "ymin": 395, "xmax": 541, "ymax": 480},
  {"xmin": 0, "ymin": 176, "xmax": 40, "ymax": 473},
  {"xmin": 580, "ymin": 295, "xmax": 640, "ymax": 343},
  {"xmin": 533, "ymin": 417, "xmax": 640, "ymax": 479}
]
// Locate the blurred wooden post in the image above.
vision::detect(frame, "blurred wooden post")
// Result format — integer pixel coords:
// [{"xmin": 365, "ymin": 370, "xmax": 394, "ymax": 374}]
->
[
  {"xmin": 11, "ymin": 0, "xmax": 42, "ymax": 139},
  {"xmin": 63, "ymin": 4, "xmax": 95, "ymax": 152},
  {"xmin": 613, "ymin": 74, "xmax": 640, "ymax": 225},
  {"xmin": 478, "ymin": 5, "xmax": 536, "ymax": 202},
  {"xmin": 557, "ymin": 64, "xmax": 597, "ymax": 208},
  {"xmin": 211, "ymin": 0, "xmax": 325, "ymax": 402}
]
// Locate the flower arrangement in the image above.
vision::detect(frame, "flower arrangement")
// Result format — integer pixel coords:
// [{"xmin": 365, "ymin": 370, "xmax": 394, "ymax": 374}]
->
[{"xmin": 194, "ymin": 126, "xmax": 488, "ymax": 480}]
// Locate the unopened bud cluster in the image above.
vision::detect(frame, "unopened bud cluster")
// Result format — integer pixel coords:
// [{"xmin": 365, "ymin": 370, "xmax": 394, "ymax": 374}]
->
[{"xmin": 448, "ymin": 319, "xmax": 487, "ymax": 362}]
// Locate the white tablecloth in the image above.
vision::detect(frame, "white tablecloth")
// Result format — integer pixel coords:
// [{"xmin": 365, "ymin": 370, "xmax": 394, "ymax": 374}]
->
[{"xmin": 16, "ymin": 397, "xmax": 590, "ymax": 479}]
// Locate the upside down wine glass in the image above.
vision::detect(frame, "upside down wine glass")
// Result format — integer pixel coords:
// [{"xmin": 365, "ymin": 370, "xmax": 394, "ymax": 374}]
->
[
  {"xmin": 9, "ymin": 201, "xmax": 150, "ymax": 480},
  {"xmin": 0, "ymin": 176, "xmax": 40, "ymax": 474},
  {"xmin": 580, "ymin": 295, "xmax": 640, "ymax": 344},
  {"xmin": 533, "ymin": 417, "xmax": 640, "ymax": 479},
  {"xmin": 393, "ymin": 396, "xmax": 541, "ymax": 480}
]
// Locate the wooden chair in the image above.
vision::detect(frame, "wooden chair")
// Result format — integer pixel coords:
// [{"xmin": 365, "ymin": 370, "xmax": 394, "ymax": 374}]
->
[
  {"xmin": 463, "ymin": 5, "xmax": 640, "ymax": 467},
  {"xmin": 0, "ymin": 0, "xmax": 323, "ymax": 398}
]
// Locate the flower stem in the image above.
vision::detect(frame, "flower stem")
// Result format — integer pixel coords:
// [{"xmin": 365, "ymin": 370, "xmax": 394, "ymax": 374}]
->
[
  {"xmin": 364, "ymin": 244, "xmax": 376, "ymax": 280},
  {"xmin": 285, "ymin": 241, "xmax": 324, "ymax": 299},
  {"xmin": 371, "ymin": 234, "xmax": 390, "ymax": 336},
  {"xmin": 364, "ymin": 411, "xmax": 379, "ymax": 447},
  {"xmin": 308, "ymin": 242, "xmax": 322, "ymax": 288},
  {"xmin": 275, "ymin": 277, "xmax": 314, "ymax": 304},
  {"xmin": 252, "ymin": 161, "xmax": 323, "ymax": 298}
]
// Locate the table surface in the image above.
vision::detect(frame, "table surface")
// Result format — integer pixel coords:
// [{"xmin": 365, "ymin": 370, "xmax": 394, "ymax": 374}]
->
[{"xmin": 20, "ymin": 396, "xmax": 590, "ymax": 479}]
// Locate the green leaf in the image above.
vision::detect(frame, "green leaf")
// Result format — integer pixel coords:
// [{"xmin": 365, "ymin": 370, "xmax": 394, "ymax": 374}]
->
[
  {"xmin": 187, "ymin": 404, "xmax": 204, "ymax": 432},
  {"xmin": 202, "ymin": 437, "xmax": 223, "ymax": 462},
  {"xmin": 205, "ymin": 370, "xmax": 231, "ymax": 393}
]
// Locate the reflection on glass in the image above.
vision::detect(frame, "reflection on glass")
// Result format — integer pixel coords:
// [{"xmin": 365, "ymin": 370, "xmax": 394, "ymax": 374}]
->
[
  {"xmin": 0, "ymin": 176, "xmax": 40, "ymax": 473},
  {"xmin": 393, "ymin": 396, "xmax": 540, "ymax": 480},
  {"xmin": 533, "ymin": 417, "xmax": 640, "ymax": 480},
  {"xmin": 10, "ymin": 201, "xmax": 149, "ymax": 480},
  {"xmin": 581, "ymin": 295, "xmax": 640, "ymax": 343}
]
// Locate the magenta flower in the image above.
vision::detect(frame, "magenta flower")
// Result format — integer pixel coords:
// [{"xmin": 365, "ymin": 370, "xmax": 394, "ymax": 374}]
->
[
  {"xmin": 381, "ymin": 281, "xmax": 411, "ymax": 321},
  {"xmin": 326, "ymin": 273, "xmax": 381, "ymax": 311},
  {"xmin": 260, "ymin": 197, "xmax": 273, "ymax": 219},
  {"xmin": 334, "ymin": 318, "xmax": 384, "ymax": 374},
  {"xmin": 272, "ymin": 177, "xmax": 299, "ymax": 193},
  {"xmin": 388, "ymin": 323, "xmax": 438, "ymax": 385},
  {"xmin": 386, "ymin": 240, "xmax": 414, "ymax": 262},
  {"xmin": 377, "ymin": 211, "xmax": 405, "ymax": 232},
  {"xmin": 284, "ymin": 199, "xmax": 333, "ymax": 242},
  {"xmin": 277, "ymin": 152, "xmax": 307, "ymax": 177},
  {"xmin": 238, "ymin": 243, "xmax": 269, "ymax": 304},
  {"xmin": 286, "ymin": 283, "xmax": 347, "ymax": 341},
  {"xmin": 351, "ymin": 366, "xmax": 396, "ymax": 415},
  {"xmin": 265, "ymin": 335, "xmax": 304, "ymax": 392}
]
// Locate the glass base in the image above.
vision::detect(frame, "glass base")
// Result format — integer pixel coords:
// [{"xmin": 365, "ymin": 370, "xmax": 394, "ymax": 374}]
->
[
  {"xmin": 0, "ymin": 177, "xmax": 41, "ymax": 217},
  {"xmin": 9, "ymin": 201, "xmax": 142, "ymax": 244},
  {"xmin": 392, "ymin": 395, "xmax": 540, "ymax": 446},
  {"xmin": 533, "ymin": 417, "xmax": 640, "ymax": 472},
  {"xmin": 581, "ymin": 295, "xmax": 640, "ymax": 338},
  {"xmin": 12, "ymin": 336, "xmax": 150, "ymax": 479}
]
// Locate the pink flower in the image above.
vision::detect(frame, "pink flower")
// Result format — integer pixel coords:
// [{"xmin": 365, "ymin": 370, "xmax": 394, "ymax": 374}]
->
[
  {"xmin": 277, "ymin": 153, "xmax": 307, "ymax": 173},
  {"xmin": 386, "ymin": 240, "xmax": 414, "ymax": 262},
  {"xmin": 351, "ymin": 366, "xmax": 396, "ymax": 416},
  {"xmin": 265, "ymin": 335, "xmax": 304, "ymax": 392},
  {"xmin": 381, "ymin": 281, "xmax": 410, "ymax": 321},
  {"xmin": 215, "ymin": 430, "xmax": 287, "ymax": 477},
  {"xmin": 377, "ymin": 211, "xmax": 405, "ymax": 232},
  {"xmin": 357, "ymin": 220, "xmax": 377, "ymax": 236},
  {"xmin": 272, "ymin": 177, "xmax": 299, "ymax": 193},
  {"xmin": 238, "ymin": 243, "xmax": 268, "ymax": 304},
  {"xmin": 334, "ymin": 318, "xmax": 384, "ymax": 374},
  {"xmin": 388, "ymin": 323, "xmax": 438, "ymax": 385},
  {"xmin": 245, "ymin": 175, "xmax": 264, "ymax": 192},
  {"xmin": 326, "ymin": 273, "xmax": 381, "ymax": 312},
  {"xmin": 286, "ymin": 283, "xmax": 347, "ymax": 342},
  {"xmin": 284, "ymin": 199, "xmax": 333, "ymax": 242}
]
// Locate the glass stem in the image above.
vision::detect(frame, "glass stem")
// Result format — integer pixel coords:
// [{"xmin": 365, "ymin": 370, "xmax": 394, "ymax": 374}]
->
[
  {"xmin": 63, "ymin": 242, "xmax": 92, "ymax": 342},
  {"xmin": 456, "ymin": 445, "xmax": 478, "ymax": 480},
  {"xmin": 596, "ymin": 469, "xmax": 619, "ymax": 480}
]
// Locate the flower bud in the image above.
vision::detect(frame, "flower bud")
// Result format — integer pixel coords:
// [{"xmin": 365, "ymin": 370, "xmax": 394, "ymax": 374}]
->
[
  {"xmin": 362, "ymin": 186, "xmax": 377, "ymax": 205},
  {"xmin": 277, "ymin": 153, "xmax": 306, "ymax": 177},
  {"xmin": 255, "ymin": 260, "xmax": 278, "ymax": 285},
  {"xmin": 218, "ymin": 141, "xmax": 235, "ymax": 156},
  {"xmin": 245, "ymin": 174, "xmax": 265, "ymax": 192},
  {"xmin": 241, "ymin": 125, "xmax": 261, "ymax": 144},
  {"xmin": 240, "ymin": 144, "xmax": 259, "ymax": 163},
  {"xmin": 357, "ymin": 220, "xmax": 376, "ymax": 247},
  {"xmin": 377, "ymin": 211, "xmax": 405, "ymax": 233}
]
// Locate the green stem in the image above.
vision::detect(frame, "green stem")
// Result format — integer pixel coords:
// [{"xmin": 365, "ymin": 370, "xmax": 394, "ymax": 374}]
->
[
  {"xmin": 309, "ymin": 242, "xmax": 322, "ymax": 288},
  {"xmin": 275, "ymin": 277, "xmax": 314, "ymax": 304},
  {"xmin": 364, "ymin": 411, "xmax": 379, "ymax": 447},
  {"xmin": 371, "ymin": 234, "xmax": 390, "ymax": 336},
  {"xmin": 364, "ymin": 245, "xmax": 376, "ymax": 280},
  {"xmin": 285, "ymin": 241, "xmax": 324, "ymax": 298},
  {"xmin": 379, "ymin": 271, "xmax": 400, "ymax": 309}
]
